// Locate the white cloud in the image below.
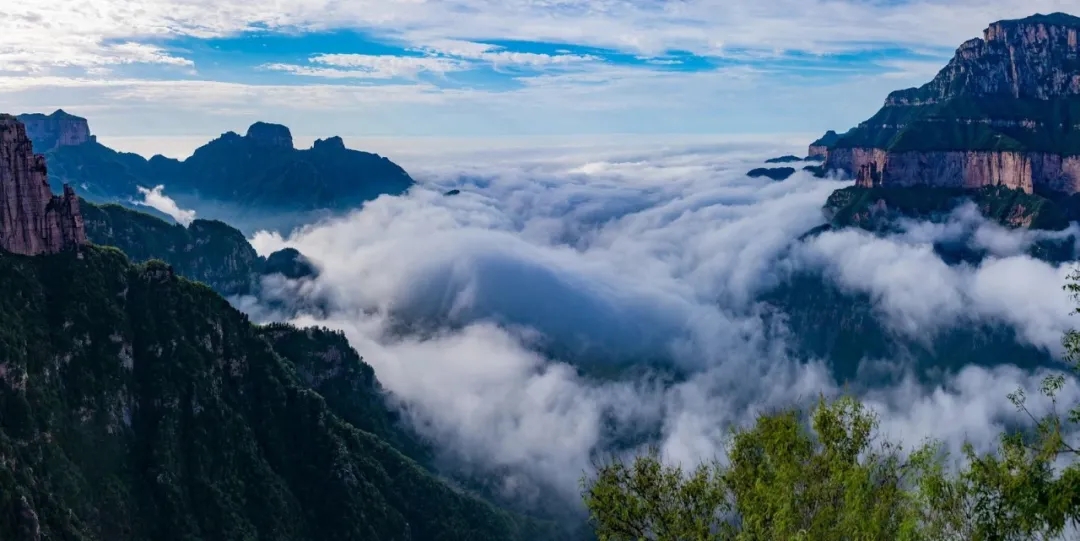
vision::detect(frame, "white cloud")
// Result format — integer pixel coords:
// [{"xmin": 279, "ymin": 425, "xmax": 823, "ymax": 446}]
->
[
  {"xmin": 243, "ymin": 141, "xmax": 1080, "ymax": 507},
  {"xmin": 133, "ymin": 185, "xmax": 197, "ymax": 225},
  {"xmin": 418, "ymin": 40, "xmax": 599, "ymax": 68},
  {"xmin": 264, "ymin": 54, "xmax": 467, "ymax": 79},
  {"xmin": 2, "ymin": 0, "xmax": 1073, "ymax": 77},
  {"xmin": 263, "ymin": 45, "xmax": 598, "ymax": 80},
  {"xmin": 796, "ymin": 207, "xmax": 1080, "ymax": 352}
]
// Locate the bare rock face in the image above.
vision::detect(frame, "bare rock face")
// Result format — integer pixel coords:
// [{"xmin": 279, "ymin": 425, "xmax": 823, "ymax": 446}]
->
[
  {"xmin": 819, "ymin": 13, "xmax": 1080, "ymax": 193},
  {"xmin": 888, "ymin": 15, "xmax": 1080, "ymax": 105},
  {"xmin": 829, "ymin": 148, "xmax": 1080, "ymax": 193},
  {"xmin": 16, "ymin": 109, "xmax": 92, "ymax": 150},
  {"xmin": 0, "ymin": 115, "xmax": 87, "ymax": 255},
  {"xmin": 245, "ymin": 122, "xmax": 293, "ymax": 149}
]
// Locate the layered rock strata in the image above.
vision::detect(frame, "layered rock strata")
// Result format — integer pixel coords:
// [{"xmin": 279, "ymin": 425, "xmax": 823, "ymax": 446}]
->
[{"xmin": 0, "ymin": 115, "xmax": 86, "ymax": 255}]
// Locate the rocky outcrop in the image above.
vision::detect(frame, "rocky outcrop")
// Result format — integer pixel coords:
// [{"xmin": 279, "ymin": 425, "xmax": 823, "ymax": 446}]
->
[
  {"xmin": 0, "ymin": 115, "xmax": 86, "ymax": 255},
  {"xmin": 313, "ymin": 136, "xmax": 345, "ymax": 150},
  {"xmin": 16, "ymin": 110, "xmax": 92, "ymax": 150},
  {"xmin": 807, "ymin": 130, "xmax": 839, "ymax": 160},
  {"xmin": 246, "ymin": 122, "xmax": 293, "ymax": 148},
  {"xmin": 820, "ymin": 13, "xmax": 1080, "ymax": 193}
]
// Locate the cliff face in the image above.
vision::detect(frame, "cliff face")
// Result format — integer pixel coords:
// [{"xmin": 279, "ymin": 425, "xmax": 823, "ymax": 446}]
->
[
  {"xmin": 821, "ymin": 13, "xmax": 1080, "ymax": 193},
  {"xmin": 807, "ymin": 130, "xmax": 839, "ymax": 160},
  {"xmin": 16, "ymin": 110, "xmax": 92, "ymax": 150},
  {"xmin": 0, "ymin": 115, "xmax": 86, "ymax": 255},
  {"xmin": 830, "ymin": 147, "xmax": 1080, "ymax": 193}
]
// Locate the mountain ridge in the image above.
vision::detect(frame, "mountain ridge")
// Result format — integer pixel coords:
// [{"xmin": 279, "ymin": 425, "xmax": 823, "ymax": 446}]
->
[{"xmin": 17, "ymin": 113, "xmax": 415, "ymax": 229}]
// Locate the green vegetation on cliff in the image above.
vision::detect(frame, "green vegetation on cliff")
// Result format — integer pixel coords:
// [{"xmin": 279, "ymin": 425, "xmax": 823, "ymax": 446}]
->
[
  {"xmin": 0, "ymin": 246, "xmax": 554, "ymax": 541},
  {"xmin": 82, "ymin": 201, "xmax": 313, "ymax": 296},
  {"xmin": 823, "ymin": 185, "xmax": 1072, "ymax": 231},
  {"xmin": 830, "ymin": 13, "xmax": 1080, "ymax": 156},
  {"xmin": 834, "ymin": 96, "xmax": 1080, "ymax": 155}
]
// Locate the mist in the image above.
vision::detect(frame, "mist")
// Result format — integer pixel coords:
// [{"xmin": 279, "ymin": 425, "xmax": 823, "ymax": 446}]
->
[
  {"xmin": 133, "ymin": 185, "xmax": 196, "ymax": 225},
  {"xmin": 242, "ymin": 140, "xmax": 1080, "ymax": 508}
]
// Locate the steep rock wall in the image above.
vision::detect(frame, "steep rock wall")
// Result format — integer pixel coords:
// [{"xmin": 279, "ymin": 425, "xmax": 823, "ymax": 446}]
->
[
  {"xmin": 17, "ymin": 110, "xmax": 91, "ymax": 150},
  {"xmin": 0, "ymin": 116, "xmax": 86, "ymax": 255},
  {"xmin": 826, "ymin": 147, "xmax": 1080, "ymax": 193}
]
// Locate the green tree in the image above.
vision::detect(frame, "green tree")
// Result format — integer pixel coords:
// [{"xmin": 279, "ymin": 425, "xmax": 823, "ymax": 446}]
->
[
  {"xmin": 583, "ymin": 398, "xmax": 937, "ymax": 540},
  {"xmin": 583, "ymin": 271, "xmax": 1080, "ymax": 540}
]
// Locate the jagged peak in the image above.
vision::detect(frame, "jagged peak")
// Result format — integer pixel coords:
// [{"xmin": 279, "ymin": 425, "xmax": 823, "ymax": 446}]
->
[
  {"xmin": 245, "ymin": 121, "xmax": 293, "ymax": 149},
  {"xmin": 312, "ymin": 135, "xmax": 345, "ymax": 150}
]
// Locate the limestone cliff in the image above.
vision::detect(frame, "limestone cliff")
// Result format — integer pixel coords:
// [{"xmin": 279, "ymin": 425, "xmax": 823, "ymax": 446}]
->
[
  {"xmin": 16, "ymin": 109, "xmax": 92, "ymax": 150},
  {"xmin": 820, "ymin": 13, "xmax": 1080, "ymax": 193},
  {"xmin": 807, "ymin": 130, "xmax": 839, "ymax": 160},
  {"xmin": 0, "ymin": 115, "xmax": 86, "ymax": 255}
]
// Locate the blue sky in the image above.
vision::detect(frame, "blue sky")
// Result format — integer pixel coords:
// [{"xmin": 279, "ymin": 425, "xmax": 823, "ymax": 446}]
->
[{"xmin": 0, "ymin": 0, "xmax": 1075, "ymax": 156}]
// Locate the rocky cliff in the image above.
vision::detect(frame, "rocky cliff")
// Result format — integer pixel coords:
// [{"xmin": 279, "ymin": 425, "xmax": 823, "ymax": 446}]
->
[
  {"xmin": 16, "ymin": 109, "xmax": 92, "ymax": 150},
  {"xmin": 820, "ymin": 13, "xmax": 1080, "ymax": 193},
  {"xmin": 807, "ymin": 130, "xmax": 839, "ymax": 160},
  {"xmin": 0, "ymin": 115, "xmax": 86, "ymax": 255}
]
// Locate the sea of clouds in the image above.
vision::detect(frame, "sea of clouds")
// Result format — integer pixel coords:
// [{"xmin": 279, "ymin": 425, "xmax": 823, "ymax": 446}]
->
[{"xmin": 232, "ymin": 139, "xmax": 1080, "ymax": 508}]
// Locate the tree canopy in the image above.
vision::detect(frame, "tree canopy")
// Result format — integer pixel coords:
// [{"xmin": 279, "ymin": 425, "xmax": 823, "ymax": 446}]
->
[{"xmin": 582, "ymin": 271, "xmax": 1080, "ymax": 540}]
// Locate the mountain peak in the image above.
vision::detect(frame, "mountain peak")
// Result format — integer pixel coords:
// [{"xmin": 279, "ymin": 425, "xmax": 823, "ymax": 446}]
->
[
  {"xmin": 245, "ymin": 122, "xmax": 293, "ymax": 149},
  {"xmin": 313, "ymin": 136, "xmax": 346, "ymax": 150},
  {"xmin": 883, "ymin": 12, "xmax": 1080, "ymax": 106},
  {"xmin": 16, "ymin": 110, "xmax": 92, "ymax": 149}
]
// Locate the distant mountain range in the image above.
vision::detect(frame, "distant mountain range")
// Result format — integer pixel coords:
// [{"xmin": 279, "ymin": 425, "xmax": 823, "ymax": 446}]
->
[{"xmin": 17, "ymin": 110, "xmax": 415, "ymax": 232}]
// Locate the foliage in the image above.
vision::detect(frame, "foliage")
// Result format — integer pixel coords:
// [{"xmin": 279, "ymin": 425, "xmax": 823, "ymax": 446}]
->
[
  {"xmin": 809, "ymin": 130, "xmax": 840, "ymax": 148},
  {"xmin": 0, "ymin": 246, "xmax": 557, "ymax": 541},
  {"xmin": 823, "ymin": 185, "xmax": 1073, "ymax": 232},
  {"xmin": 583, "ymin": 272, "xmax": 1080, "ymax": 541},
  {"xmin": 584, "ymin": 398, "xmax": 935, "ymax": 540},
  {"xmin": 834, "ymin": 96, "xmax": 1080, "ymax": 156},
  {"xmin": 82, "ymin": 201, "xmax": 316, "ymax": 296}
]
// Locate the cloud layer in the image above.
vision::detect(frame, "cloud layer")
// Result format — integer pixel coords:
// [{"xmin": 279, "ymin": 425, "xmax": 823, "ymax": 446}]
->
[
  {"xmin": 242, "ymin": 140, "xmax": 1080, "ymax": 508},
  {"xmin": 133, "ymin": 185, "xmax": 197, "ymax": 225}
]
